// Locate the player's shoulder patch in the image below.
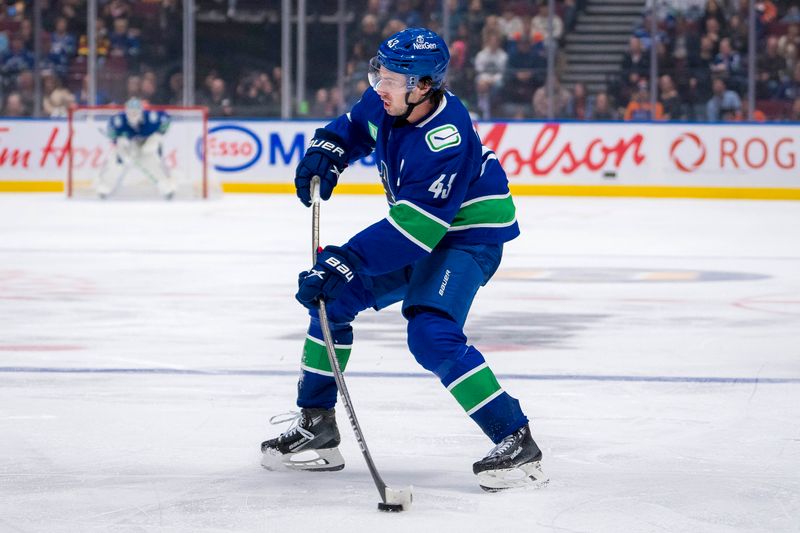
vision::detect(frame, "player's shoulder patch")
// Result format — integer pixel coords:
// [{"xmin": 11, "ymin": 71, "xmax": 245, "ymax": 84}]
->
[{"xmin": 425, "ymin": 124, "xmax": 461, "ymax": 152}]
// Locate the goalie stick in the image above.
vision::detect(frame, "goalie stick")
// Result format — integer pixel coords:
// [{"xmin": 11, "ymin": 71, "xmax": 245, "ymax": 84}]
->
[{"xmin": 310, "ymin": 176, "xmax": 413, "ymax": 513}]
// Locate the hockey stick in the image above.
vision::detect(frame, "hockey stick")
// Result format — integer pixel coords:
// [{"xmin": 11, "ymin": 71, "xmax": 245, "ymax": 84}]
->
[{"xmin": 310, "ymin": 176, "xmax": 413, "ymax": 513}]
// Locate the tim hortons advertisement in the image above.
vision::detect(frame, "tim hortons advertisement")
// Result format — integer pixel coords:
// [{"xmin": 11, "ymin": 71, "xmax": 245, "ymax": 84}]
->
[{"xmin": 1, "ymin": 119, "xmax": 798, "ymax": 194}]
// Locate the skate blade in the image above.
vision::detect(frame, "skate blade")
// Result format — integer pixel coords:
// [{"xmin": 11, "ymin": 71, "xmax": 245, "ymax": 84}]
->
[
  {"xmin": 477, "ymin": 460, "xmax": 549, "ymax": 492},
  {"xmin": 261, "ymin": 447, "xmax": 345, "ymax": 472}
]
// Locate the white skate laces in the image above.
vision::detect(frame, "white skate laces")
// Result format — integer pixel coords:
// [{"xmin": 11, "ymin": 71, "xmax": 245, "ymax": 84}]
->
[
  {"xmin": 269, "ymin": 411, "xmax": 314, "ymax": 442},
  {"xmin": 486, "ymin": 433, "xmax": 517, "ymax": 457}
]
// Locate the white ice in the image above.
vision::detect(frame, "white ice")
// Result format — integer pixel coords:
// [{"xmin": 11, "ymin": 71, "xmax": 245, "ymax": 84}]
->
[{"xmin": 1, "ymin": 193, "xmax": 799, "ymax": 533}]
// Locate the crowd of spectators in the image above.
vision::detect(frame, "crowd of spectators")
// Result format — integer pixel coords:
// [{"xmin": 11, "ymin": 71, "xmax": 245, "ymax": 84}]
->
[{"xmin": 1, "ymin": 0, "xmax": 799, "ymax": 122}]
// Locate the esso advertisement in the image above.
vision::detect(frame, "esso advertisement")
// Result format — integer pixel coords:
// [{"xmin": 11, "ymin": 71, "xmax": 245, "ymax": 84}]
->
[
  {"xmin": 201, "ymin": 121, "xmax": 376, "ymax": 182},
  {"xmin": 1, "ymin": 118, "xmax": 798, "ymax": 191}
]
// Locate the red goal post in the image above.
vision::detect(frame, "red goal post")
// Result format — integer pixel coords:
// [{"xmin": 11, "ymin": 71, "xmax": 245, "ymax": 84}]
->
[{"xmin": 66, "ymin": 104, "xmax": 216, "ymax": 200}]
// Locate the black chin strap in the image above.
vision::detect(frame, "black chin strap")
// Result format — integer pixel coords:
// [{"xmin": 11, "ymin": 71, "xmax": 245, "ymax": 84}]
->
[{"xmin": 397, "ymin": 89, "xmax": 434, "ymax": 123}]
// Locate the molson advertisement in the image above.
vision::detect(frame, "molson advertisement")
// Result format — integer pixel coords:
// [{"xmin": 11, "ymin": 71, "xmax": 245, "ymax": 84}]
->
[{"xmin": 0, "ymin": 119, "xmax": 798, "ymax": 199}]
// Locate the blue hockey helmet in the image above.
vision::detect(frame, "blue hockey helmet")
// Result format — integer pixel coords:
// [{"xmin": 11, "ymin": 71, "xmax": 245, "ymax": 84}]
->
[
  {"xmin": 124, "ymin": 97, "xmax": 144, "ymax": 125},
  {"xmin": 370, "ymin": 28, "xmax": 450, "ymax": 92}
]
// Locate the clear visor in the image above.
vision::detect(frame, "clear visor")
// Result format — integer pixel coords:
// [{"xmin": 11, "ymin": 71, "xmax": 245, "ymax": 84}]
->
[{"xmin": 368, "ymin": 56, "xmax": 410, "ymax": 92}]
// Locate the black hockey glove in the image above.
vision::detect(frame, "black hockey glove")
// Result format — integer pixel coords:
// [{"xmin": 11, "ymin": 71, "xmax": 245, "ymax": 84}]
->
[
  {"xmin": 295, "ymin": 129, "xmax": 348, "ymax": 207},
  {"xmin": 296, "ymin": 246, "xmax": 357, "ymax": 309}
]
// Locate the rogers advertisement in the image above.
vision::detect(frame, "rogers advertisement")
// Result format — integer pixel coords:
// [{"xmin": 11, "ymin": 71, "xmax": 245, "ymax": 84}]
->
[{"xmin": 0, "ymin": 119, "xmax": 798, "ymax": 192}]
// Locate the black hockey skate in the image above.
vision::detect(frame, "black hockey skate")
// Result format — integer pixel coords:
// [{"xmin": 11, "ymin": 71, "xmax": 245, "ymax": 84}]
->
[
  {"xmin": 260, "ymin": 408, "xmax": 344, "ymax": 472},
  {"xmin": 472, "ymin": 424, "xmax": 548, "ymax": 491}
]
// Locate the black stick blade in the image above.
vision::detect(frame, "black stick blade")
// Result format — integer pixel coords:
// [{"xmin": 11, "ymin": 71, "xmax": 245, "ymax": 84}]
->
[{"xmin": 377, "ymin": 502, "xmax": 405, "ymax": 512}]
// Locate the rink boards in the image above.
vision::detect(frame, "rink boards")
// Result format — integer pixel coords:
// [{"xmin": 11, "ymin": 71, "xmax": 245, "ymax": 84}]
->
[{"xmin": 1, "ymin": 118, "xmax": 798, "ymax": 199}]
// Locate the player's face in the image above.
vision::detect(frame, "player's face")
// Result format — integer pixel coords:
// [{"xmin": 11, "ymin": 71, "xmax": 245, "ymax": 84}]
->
[
  {"xmin": 125, "ymin": 108, "xmax": 143, "ymax": 126},
  {"xmin": 372, "ymin": 66, "xmax": 412, "ymax": 116}
]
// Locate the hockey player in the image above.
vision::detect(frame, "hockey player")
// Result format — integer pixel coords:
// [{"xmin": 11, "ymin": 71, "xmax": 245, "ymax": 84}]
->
[
  {"xmin": 96, "ymin": 98, "xmax": 176, "ymax": 199},
  {"xmin": 261, "ymin": 28, "xmax": 546, "ymax": 491}
]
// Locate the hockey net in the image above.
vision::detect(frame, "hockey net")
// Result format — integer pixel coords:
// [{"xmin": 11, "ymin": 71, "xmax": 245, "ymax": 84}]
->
[{"xmin": 67, "ymin": 105, "xmax": 220, "ymax": 200}]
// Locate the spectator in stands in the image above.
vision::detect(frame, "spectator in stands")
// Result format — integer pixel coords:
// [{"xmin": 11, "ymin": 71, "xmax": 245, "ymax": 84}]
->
[
  {"xmin": 621, "ymin": 37, "xmax": 650, "ymax": 82},
  {"xmin": 726, "ymin": 14, "xmax": 748, "ymax": 55},
  {"xmin": 566, "ymin": 82, "xmax": 589, "ymax": 120},
  {"xmin": 140, "ymin": 73, "xmax": 158, "ymax": 104},
  {"xmin": 481, "ymin": 15, "xmax": 502, "ymax": 47},
  {"xmin": 235, "ymin": 71, "xmax": 278, "ymax": 113},
  {"xmin": 498, "ymin": 8, "xmax": 524, "ymax": 44},
  {"xmin": 711, "ymin": 37, "xmax": 744, "ymax": 91},
  {"xmin": 624, "ymin": 79, "xmax": 664, "ymax": 121},
  {"xmin": 382, "ymin": 18, "xmax": 407, "ymax": 40},
  {"xmin": 790, "ymin": 96, "xmax": 800, "ymax": 121},
  {"xmin": 16, "ymin": 69, "xmax": 35, "ymax": 112},
  {"xmin": 42, "ymin": 71, "xmax": 76, "ymax": 117},
  {"xmin": 200, "ymin": 76, "xmax": 234, "ymax": 117},
  {"xmin": 532, "ymin": 80, "xmax": 571, "ymax": 118},
  {"xmin": 757, "ymin": 36, "xmax": 788, "ymax": 99},
  {"xmin": 586, "ymin": 91, "xmax": 620, "ymax": 120},
  {"xmin": 108, "ymin": 17, "xmax": 140, "ymax": 63},
  {"xmin": 161, "ymin": 70, "xmax": 183, "ymax": 105},
  {"xmin": 700, "ymin": 0, "xmax": 727, "ymax": 35},
  {"xmin": 562, "ymin": 0, "xmax": 579, "ymax": 33},
  {"xmin": 659, "ymin": 74, "xmax": 683, "ymax": 120},
  {"xmin": 309, "ymin": 87, "xmax": 335, "ymax": 118},
  {"xmin": 18, "ymin": 18, "xmax": 33, "ymax": 51},
  {"xmin": 445, "ymin": 38, "xmax": 473, "ymax": 103},
  {"xmin": 702, "ymin": 17, "xmax": 721, "ymax": 54},
  {"xmin": 464, "ymin": 0, "xmax": 488, "ymax": 53},
  {"xmin": 531, "ymin": 3, "xmax": 563, "ymax": 43},
  {"xmin": 2, "ymin": 91, "xmax": 27, "ymax": 116},
  {"xmin": 104, "ymin": 0, "xmax": 132, "ymax": 21},
  {"xmin": 671, "ymin": 15, "xmax": 700, "ymax": 67},
  {"xmin": 394, "ymin": 0, "xmax": 422, "ymax": 28},
  {"xmin": 778, "ymin": 63, "xmax": 800, "ymax": 101},
  {"xmin": 48, "ymin": 16, "xmax": 77, "ymax": 77},
  {"xmin": 505, "ymin": 35, "xmax": 544, "ymax": 106},
  {"xmin": 354, "ymin": 14, "xmax": 383, "ymax": 60},
  {"xmin": 778, "ymin": 23, "xmax": 799, "ymax": 72},
  {"xmin": 688, "ymin": 35, "xmax": 715, "ymax": 101},
  {"xmin": 1, "ymin": 36, "xmax": 34, "ymax": 76},
  {"xmin": 706, "ymin": 77, "xmax": 741, "ymax": 121},
  {"xmin": 126, "ymin": 74, "xmax": 142, "ymax": 99},
  {"xmin": 474, "ymin": 31, "xmax": 508, "ymax": 118}
]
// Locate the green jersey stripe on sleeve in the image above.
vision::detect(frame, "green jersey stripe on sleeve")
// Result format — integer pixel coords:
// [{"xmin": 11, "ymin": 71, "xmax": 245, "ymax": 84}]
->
[
  {"xmin": 301, "ymin": 335, "xmax": 352, "ymax": 377},
  {"xmin": 387, "ymin": 200, "xmax": 450, "ymax": 252},
  {"xmin": 449, "ymin": 194, "xmax": 517, "ymax": 231}
]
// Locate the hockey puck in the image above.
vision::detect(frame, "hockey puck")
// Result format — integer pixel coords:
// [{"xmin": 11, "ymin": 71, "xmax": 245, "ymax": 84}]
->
[{"xmin": 377, "ymin": 502, "xmax": 404, "ymax": 512}]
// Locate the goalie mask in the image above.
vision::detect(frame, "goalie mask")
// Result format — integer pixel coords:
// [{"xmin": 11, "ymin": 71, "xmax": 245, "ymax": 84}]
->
[
  {"xmin": 369, "ymin": 28, "xmax": 449, "ymax": 93},
  {"xmin": 124, "ymin": 98, "xmax": 144, "ymax": 126}
]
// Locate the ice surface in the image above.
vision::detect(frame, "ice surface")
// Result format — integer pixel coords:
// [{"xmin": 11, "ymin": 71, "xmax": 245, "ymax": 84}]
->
[{"xmin": 1, "ymin": 193, "xmax": 798, "ymax": 532}]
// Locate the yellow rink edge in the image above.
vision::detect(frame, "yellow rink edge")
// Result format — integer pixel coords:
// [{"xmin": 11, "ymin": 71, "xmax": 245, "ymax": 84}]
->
[{"xmin": 2, "ymin": 181, "xmax": 800, "ymax": 200}]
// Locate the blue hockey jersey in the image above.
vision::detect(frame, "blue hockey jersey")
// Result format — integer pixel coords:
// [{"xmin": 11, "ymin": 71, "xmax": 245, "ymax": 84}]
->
[
  {"xmin": 107, "ymin": 110, "xmax": 170, "ymax": 143},
  {"xmin": 324, "ymin": 88, "xmax": 519, "ymax": 277}
]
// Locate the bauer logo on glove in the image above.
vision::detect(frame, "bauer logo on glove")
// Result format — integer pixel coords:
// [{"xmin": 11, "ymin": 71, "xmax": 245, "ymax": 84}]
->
[
  {"xmin": 296, "ymin": 246, "xmax": 357, "ymax": 309},
  {"xmin": 294, "ymin": 129, "xmax": 349, "ymax": 207}
]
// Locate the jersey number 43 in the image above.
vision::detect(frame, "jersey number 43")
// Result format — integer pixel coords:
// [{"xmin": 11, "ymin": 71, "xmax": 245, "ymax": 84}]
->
[{"xmin": 429, "ymin": 173, "xmax": 456, "ymax": 199}]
